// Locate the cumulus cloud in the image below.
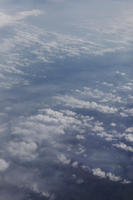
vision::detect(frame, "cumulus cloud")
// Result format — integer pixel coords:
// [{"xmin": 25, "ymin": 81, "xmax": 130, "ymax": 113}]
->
[
  {"xmin": 72, "ymin": 161, "xmax": 78, "ymax": 168},
  {"xmin": 107, "ymin": 172, "xmax": 121, "ymax": 182},
  {"xmin": 123, "ymin": 108, "xmax": 133, "ymax": 116},
  {"xmin": 8, "ymin": 141, "xmax": 38, "ymax": 161},
  {"xmin": 92, "ymin": 168, "xmax": 106, "ymax": 179},
  {"xmin": 0, "ymin": 159, "xmax": 9, "ymax": 172},
  {"xmin": 7, "ymin": 108, "xmax": 94, "ymax": 165},
  {"xmin": 125, "ymin": 127, "xmax": 133, "ymax": 132},
  {"xmin": 110, "ymin": 123, "xmax": 116, "ymax": 127},
  {"xmin": 113, "ymin": 143, "xmax": 133, "ymax": 152},
  {"xmin": 0, "ymin": 76, "xmax": 132, "ymax": 198},
  {"xmin": 123, "ymin": 134, "xmax": 133, "ymax": 142},
  {"xmin": 58, "ymin": 154, "xmax": 71, "ymax": 165},
  {"xmin": 55, "ymin": 95, "xmax": 117, "ymax": 114},
  {"xmin": 92, "ymin": 168, "xmax": 121, "ymax": 182}
]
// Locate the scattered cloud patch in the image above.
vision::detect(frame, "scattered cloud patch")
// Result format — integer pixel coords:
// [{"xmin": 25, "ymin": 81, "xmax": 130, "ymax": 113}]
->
[
  {"xmin": 0, "ymin": 159, "xmax": 9, "ymax": 172},
  {"xmin": 92, "ymin": 168, "xmax": 122, "ymax": 182},
  {"xmin": 113, "ymin": 143, "xmax": 133, "ymax": 152},
  {"xmin": 8, "ymin": 141, "xmax": 38, "ymax": 161},
  {"xmin": 55, "ymin": 95, "xmax": 118, "ymax": 114}
]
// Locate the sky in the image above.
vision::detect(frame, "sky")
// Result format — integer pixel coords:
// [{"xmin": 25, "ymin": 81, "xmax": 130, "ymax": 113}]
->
[{"xmin": 0, "ymin": 0, "xmax": 133, "ymax": 199}]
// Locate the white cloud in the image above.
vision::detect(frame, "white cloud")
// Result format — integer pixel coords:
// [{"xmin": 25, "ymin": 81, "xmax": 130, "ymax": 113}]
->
[
  {"xmin": 0, "ymin": 10, "xmax": 43, "ymax": 28},
  {"xmin": 8, "ymin": 141, "xmax": 38, "ymax": 160},
  {"xmin": 1, "ymin": 7, "xmax": 133, "ymax": 91},
  {"xmin": 7, "ymin": 108, "xmax": 94, "ymax": 164},
  {"xmin": 106, "ymin": 172, "xmax": 121, "ymax": 182},
  {"xmin": 113, "ymin": 143, "xmax": 133, "ymax": 152},
  {"xmin": 1, "ymin": 10, "xmax": 133, "ymax": 90},
  {"xmin": 122, "ymin": 179, "xmax": 132, "ymax": 184},
  {"xmin": 115, "ymin": 71, "xmax": 126, "ymax": 76},
  {"xmin": 92, "ymin": 124, "xmax": 104, "ymax": 132},
  {"xmin": 124, "ymin": 134, "xmax": 133, "ymax": 142},
  {"xmin": 92, "ymin": 168, "xmax": 106, "ymax": 179},
  {"xmin": 76, "ymin": 135, "xmax": 85, "ymax": 140},
  {"xmin": 110, "ymin": 123, "xmax": 116, "ymax": 127},
  {"xmin": 58, "ymin": 154, "xmax": 71, "ymax": 165},
  {"xmin": 72, "ymin": 161, "xmax": 78, "ymax": 168},
  {"xmin": 55, "ymin": 95, "xmax": 117, "ymax": 114},
  {"xmin": 125, "ymin": 127, "xmax": 133, "ymax": 132},
  {"xmin": 120, "ymin": 112, "xmax": 128, "ymax": 117},
  {"xmin": 18, "ymin": 10, "xmax": 44, "ymax": 18},
  {"xmin": 126, "ymin": 109, "xmax": 133, "ymax": 116},
  {"xmin": 0, "ymin": 159, "xmax": 9, "ymax": 172},
  {"xmin": 97, "ymin": 132, "xmax": 114, "ymax": 141},
  {"xmin": 119, "ymin": 85, "xmax": 132, "ymax": 91},
  {"xmin": 92, "ymin": 168, "xmax": 121, "ymax": 182},
  {"xmin": 0, "ymin": 2, "xmax": 133, "ymax": 197}
]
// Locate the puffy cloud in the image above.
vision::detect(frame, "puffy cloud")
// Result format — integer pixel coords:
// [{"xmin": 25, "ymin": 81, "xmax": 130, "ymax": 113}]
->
[
  {"xmin": 92, "ymin": 168, "xmax": 106, "ymax": 179},
  {"xmin": 110, "ymin": 123, "xmax": 116, "ymax": 127},
  {"xmin": 55, "ymin": 95, "xmax": 117, "ymax": 114},
  {"xmin": 97, "ymin": 132, "xmax": 114, "ymax": 141},
  {"xmin": 0, "ymin": 159, "xmax": 9, "ymax": 172},
  {"xmin": 8, "ymin": 141, "xmax": 38, "ymax": 160},
  {"xmin": 125, "ymin": 127, "xmax": 133, "ymax": 132},
  {"xmin": 113, "ymin": 143, "xmax": 133, "ymax": 152},
  {"xmin": 122, "ymin": 179, "xmax": 132, "ymax": 184},
  {"xmin": 58, "ymin": 154, "xmax": 71, "ymax": 165},
  {"xmin": 0, "ymin": 78, "xmax": 132, "ymax": 197},
  {"xmin": 72, "ymin": 161, "xmax": 78, "ymax": 168},
  {"xmin": 92, "ymin": 168, "xmax": 121, "ymax": 182},
  {"xmin": 115, "ymin": 71, "xmax": 126, "ymax": 76},
  {"xmin": 75, "ymin": 87, "xmax": 122, "ymax": 104},
  {"xmin": 119, "ymin": 85, "xmax": 132, "ymax": 91},
  {"xmin": 124, "ymin": 134, "xmax": 133, "ymax": 142},
  {"xmin": 7, "ymin": 108, "xmax": 94, "ymax": 165},
  {"xmin": 123, "ymin": 108, "xmax": 133, "ymax": 116},
  {"xmin": 106, "ymin": 172, "xmax": 121, "ymax": 182},
  {"xmin": 76, "ymin": 135, "xmax": 85, "ymax": 140}
]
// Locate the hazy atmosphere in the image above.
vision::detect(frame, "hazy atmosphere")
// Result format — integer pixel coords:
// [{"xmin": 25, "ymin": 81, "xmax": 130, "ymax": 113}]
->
[{"xmin": 0, "ymin": 0, "xmax": 133, "ymax": 199}]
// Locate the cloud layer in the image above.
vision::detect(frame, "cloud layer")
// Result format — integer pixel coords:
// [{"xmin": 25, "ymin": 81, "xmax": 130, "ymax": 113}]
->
[{"xmin": 0, "ymin": 0, "xmax": 133, "ymax": 199}]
